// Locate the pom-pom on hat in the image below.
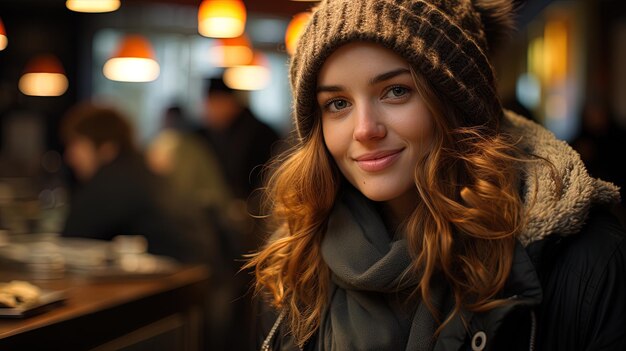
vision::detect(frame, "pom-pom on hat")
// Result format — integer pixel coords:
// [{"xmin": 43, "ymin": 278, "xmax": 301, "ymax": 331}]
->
[{"xmin": 289, "ymin": 0, "xmax": 515, "ymax": 141}]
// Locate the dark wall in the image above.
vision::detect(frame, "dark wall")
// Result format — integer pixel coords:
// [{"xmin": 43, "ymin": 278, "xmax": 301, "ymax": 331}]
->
[{"xmin": 0, "ymin": 1, "xmax": 85, "ymax": 154}]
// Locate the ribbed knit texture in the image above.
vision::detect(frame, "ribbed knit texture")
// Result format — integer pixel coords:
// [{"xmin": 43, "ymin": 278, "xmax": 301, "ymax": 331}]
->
[{"xmin": 290, "ymin": 0, "xmax": 509, "ymax": 141}]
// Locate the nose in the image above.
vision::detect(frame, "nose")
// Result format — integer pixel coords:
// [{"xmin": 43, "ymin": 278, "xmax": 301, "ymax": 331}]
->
[{"xmin": 353, "ymin": 103, "xmax": 386, "ymax": 142}]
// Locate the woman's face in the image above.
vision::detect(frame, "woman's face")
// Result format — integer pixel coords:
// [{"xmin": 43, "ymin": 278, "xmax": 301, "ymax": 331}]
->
[{"xmin": 317, "ymin": 42, "xmax": 434, "ymax": 204}]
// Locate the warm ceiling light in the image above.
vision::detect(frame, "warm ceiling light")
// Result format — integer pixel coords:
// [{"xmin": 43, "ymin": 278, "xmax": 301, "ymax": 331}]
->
[
  {"xmin": 285, "ymin": 12, "xmax": 311, "ymax": 55},
  {"xmin": 66, "ymin": 0, "xmax": 121, "ymax": 13},
  {"xmin": 210, "ymin": 34, "xmax": 253, "ymax": 67},
  {"xmin": 198, "ymin": 0, "xmax": 246, "ymax": 38},
  {"xmin": 19, "ymin": 55, "xmax": 69, "ymax": 97},
  {"xmin": 223, "ymin": 52, "xmax": 270, "ymax": 91},
  {"xmin": 0, "ymin": 18, "xmax": 7, "ymax": 51},
  {"xmin": 103, "ymin": 35, "xmax": 160, "ymax": 82}
]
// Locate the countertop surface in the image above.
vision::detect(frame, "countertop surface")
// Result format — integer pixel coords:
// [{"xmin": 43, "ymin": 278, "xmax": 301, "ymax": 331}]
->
[{"xmin": 0, "ymin": 264, "xmax": 210, "ymax": 339}]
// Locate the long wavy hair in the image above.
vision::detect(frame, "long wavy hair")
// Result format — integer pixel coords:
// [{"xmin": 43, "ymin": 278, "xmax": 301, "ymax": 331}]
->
[{"xmin": 247, "ymin": 65, "xmax": 533, "ymax": 347}]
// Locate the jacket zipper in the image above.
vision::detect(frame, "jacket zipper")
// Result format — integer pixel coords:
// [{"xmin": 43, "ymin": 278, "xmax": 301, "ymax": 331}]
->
[
  {"xmin": 529, "ymin": 309, "xmax": 537, "ymax": 351},
  {"xmin": 508, "ymin": 295, "xmax": 537, "ymax": 351},
  {"xmin": 261, "ymin": 309, "xmax": 286, "ymax": 351}
]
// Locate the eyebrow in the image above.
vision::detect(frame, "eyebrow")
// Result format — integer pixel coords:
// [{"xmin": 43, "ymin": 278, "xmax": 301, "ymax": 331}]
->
[{"xmin": 316, "ymin": 68, "xmax": 411, "ymax": 93}]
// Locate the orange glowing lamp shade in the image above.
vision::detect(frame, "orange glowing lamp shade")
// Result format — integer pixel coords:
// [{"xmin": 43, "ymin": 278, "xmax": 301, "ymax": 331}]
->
[
  {"xmin": 0, "ymin": 18, "xmax": 7, "ymax": 51},
  {"xmin": 211, "ymin": 34, "xmax": 253, "ymax": 67},
  {"xmin": 66, "ymin": 0, "xmax": 121, "ymax": 13},
  {"xmin": 18, "ymin": 55, "xmax": 69, "ymax": 97},
  {"xmin": 103, "ymin": 35, "xmax": 160, "ymax": 82},
  {"xmin": 198, "ymin": 0, "xmax": 246, "ymax": 38},
  {"xmin": 285, "ymin": 12, "xmax": 311, "ymax": 55},
  {"xmin": 223, "ymin": 52, "xmax": 270, "ymax": 91}
]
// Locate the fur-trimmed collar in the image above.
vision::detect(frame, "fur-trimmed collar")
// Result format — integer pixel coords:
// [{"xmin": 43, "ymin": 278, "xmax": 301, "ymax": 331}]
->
[{"xmin": 502, "ymin": 110, "xmax": 621, "ymax": 246}]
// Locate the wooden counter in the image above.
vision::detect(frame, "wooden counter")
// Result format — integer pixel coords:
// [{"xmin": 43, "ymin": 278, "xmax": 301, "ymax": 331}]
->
[{"xmin": 0, "ymin": 265, "xmax": 211, "ymax": 350}]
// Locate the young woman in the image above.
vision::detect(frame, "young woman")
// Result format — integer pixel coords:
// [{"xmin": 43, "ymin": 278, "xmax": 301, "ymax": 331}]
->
[{"xmin": 248, "ymin": 0, "xmax": 626, "ymax": 350}]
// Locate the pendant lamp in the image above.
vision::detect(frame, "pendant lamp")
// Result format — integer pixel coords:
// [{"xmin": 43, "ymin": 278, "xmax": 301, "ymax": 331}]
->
[
  {"xmin": 198, "ymin": 0, "xmax": 246, "ymax": 38},
  {"xmin": 223, "ymin": 52, "xmax": 270, "ymax": 91},
  {"xmin": 66, "ymin": 0, "xmax": 121, "ymax": 13},
  {"xmin": 211, "ymin": 34, "xmax": 253, "ymax": 67},
  {"xmin": 103, "ymin": 35, "xmax": 160, "ymax": 82},
  {"xmin": 0, "ymin": 18, "xmax": 7, "ymax": 51},
  {"xmin": 19, "ymin": 55, "xmax": 69, "ymax": 97},
  {"xmin": 285, "ymin": 12, "xmax": 311, "ymax": 55}
]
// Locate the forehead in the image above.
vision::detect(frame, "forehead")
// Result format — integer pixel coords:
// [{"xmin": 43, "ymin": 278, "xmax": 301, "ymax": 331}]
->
[{"xmin": 317, "ymin": 42, "xmax": 409, "ymax": 85}]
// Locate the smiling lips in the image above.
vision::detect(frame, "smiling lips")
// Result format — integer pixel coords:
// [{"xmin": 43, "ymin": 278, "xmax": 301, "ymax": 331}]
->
[{"xmin": 354, "ymin": 149, "xmax": 403, "ymax": 172}]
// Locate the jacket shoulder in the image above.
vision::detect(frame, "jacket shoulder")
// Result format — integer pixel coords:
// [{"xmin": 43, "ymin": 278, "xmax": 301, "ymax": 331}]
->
[
  {"xmin": 548, "ymin": 206, "xmax": 626, "ymax": 277},
  {"xmin": 535, "ymin": 205, "xmax": 626, "ymax": 350}
]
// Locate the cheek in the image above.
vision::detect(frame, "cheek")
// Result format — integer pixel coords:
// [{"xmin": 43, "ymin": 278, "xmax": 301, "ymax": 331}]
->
[
  {"xmin": 398, "ymin": 107, "xmax": 434, "ymax": 149},
  {"xmin": 322, "ymin": 120, "xmax": 349, "ymax": 163},
  {"xmin": 412, "ymin": 120, "xmax": 433, "ymax": 146}
]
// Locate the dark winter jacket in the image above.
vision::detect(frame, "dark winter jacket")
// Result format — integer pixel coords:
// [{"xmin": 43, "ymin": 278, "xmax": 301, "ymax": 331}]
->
[
  {"xmin": 255, "ymin": 111, "xmax": 626, "ymax": 350},
  {"xmin": 63, "ymin": 152, "xmax": 212, "ymax": 263},
  {"xmin": 196, "ymin": 108, "xmax": 280, "ymax": 200}
]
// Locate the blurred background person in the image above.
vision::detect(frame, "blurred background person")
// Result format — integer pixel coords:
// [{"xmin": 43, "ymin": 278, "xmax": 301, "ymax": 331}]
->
[
  {"xmin": 148, "ymin": 104, "xmax": 233, "ymax": 233},
  {"xmin": 160, "ymin": 104, "xmax": 193, "ymax": 132},
  {"xmin": 147, "ymin": 103, "xmax": 242, "ymax": 350},
  {"xmin": 197, "ymin": 77, "xmax": 280, "ymax": 201},
  {"xmin": 194, "ymin": 76, "xmax": 282, "ymax": 351},
  {"xmin": 60, "ymin": 102, "xmax": 212, "ymax": 264},
  {"xmin": 196, "ymin": 76, "xmax": 283, "ymax": 256}
]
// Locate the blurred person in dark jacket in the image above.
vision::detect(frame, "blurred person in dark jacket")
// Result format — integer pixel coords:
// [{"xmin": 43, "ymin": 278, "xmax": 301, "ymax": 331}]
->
[
  {"xmin": 196, "ymin": 77, "xmax": 284, "ymax": 259},
  {"xmin": 195, "ymin": 77, "xmax": 282, "ymax": 351},
  {"xmin": 60, "ymin": 102, "xmax": 212, "ymax": 264},
  {"xmin": 198, "ymin": 77, "xmax": 280, "ymax": 201}
]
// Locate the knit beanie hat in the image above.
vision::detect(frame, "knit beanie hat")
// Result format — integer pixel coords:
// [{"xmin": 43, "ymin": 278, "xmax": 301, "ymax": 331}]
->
[{"xmin": 289, "ymin": 0, "xmax": 515, "ymax": 141}]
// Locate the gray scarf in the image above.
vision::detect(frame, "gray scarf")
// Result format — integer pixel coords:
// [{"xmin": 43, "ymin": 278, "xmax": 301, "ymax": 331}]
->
[{"xmin": 318, "ymin": 187, "xmax": 446, "ymax": 351}]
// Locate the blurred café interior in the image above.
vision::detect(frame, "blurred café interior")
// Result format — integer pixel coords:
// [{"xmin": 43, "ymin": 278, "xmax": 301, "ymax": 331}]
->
[{"xmin": 0, "ymin": 0, "xmax": 625, "ymax": 350}]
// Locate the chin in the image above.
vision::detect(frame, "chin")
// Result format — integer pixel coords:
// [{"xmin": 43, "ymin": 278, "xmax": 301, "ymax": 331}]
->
[{"xmin": 355, "ymin": 184, "xmax": 405, "ymax": 203}]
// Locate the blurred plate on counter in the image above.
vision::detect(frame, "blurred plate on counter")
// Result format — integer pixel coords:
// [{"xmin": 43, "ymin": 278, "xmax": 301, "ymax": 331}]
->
[
  {"xmin": 0, "ymin": 289, "xmax": 66, "ymax": 318},
  {"xmin": 68, "ymin": 253, "xmax": 180, "ymax": 279}
]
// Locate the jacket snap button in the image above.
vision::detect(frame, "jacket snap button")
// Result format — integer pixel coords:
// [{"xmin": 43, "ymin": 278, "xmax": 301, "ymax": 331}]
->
[{"xmin": 471, "ymin": 331, "xmax": 487, "ymax": 351}]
